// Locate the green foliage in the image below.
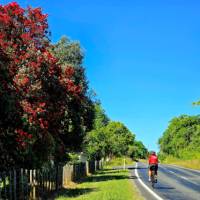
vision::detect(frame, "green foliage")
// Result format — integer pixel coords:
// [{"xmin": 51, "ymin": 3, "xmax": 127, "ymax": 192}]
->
[
  {"xmin": 158, "ymin": 115, "xmax": 200, "ymax": 159},
  {"xmin": 192, "ymin": 100, "xmax": 200, "ymax": 106},
  {"xmin": 128, "ymin": 141, "xmax": 148, "ymax": 160},
  {"xmin": 85, "ymin": 103, "xmax": 147, "ymax": 161},
  {"xmin": 68, "ymin": 153, "xmax": 80, "ymax": 164},
  {"xmin": 52, "ymin": 36, "xmax": 95, "ymax": 153},
  {"xmin": 93, "ymin": 103, "xmax": 110, "ymax": 129},
  {"xmin": 52, "ymin": 36, "xmax": 83, "ymax": 67},
  {"xmin": 85, "ymin": 120, "xmax": 135, "ymax": 160},
  {"xmin": 84, "ymin": 128, "xmax": 109, "ymax": 160},
  {"xmin": 104, "ymin": 122, "xmax": 135, "ymax": 157},
  {"xmin": 84, "ymin": 103, "xmax": 110, "ymax": 160}
]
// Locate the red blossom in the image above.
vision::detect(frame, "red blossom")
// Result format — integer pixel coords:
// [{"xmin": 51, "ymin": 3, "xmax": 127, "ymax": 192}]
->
[
  {"xmin": 14, "ymin": 75, "xmax": 30, "ymax": 87},
  {"xmin": 0, "ymin": 2, "xmax": 85, "ymax": 161},
  {"xmin": 8, "ymin": 2, "xmax": 19, "ymax": 8},
  {"xmin": 39, "ymin": 102, "xmax": 46, "ymax": 107},
  {"xmin": 15, "ymin": 129, "xmax": 32, "ymax": 149},
  {"xmin": 65, "ymin": 66, "xmax": 75, "ymax": 77},
  {"xmin": 39, "ymin": 118, "xmax": 48, "ymax": 129},
  {"xmin": 0, "ymin": 13, "xmax": 11, "ymax": 24},
  {"xmin": 21, "ymin": 33, "xmax": 31, "ymax": 41}
]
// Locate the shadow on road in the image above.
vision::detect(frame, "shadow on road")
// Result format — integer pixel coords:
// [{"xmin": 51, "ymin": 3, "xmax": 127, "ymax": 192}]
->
[
  {"xmin": 136, "ymin": 167, "xmax": 148, "ymax": 169},
  {"xmin": 129, "ymin": 175, "xmax": 138, "ymax": 179},
  {"xmin": 155, "ymin": 186, "xmax": 175, "ymax": 190}
]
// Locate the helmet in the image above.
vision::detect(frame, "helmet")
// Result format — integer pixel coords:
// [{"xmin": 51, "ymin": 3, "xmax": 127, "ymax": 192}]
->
[{"xmin": 150, "ymin": 151, "xmax": 156, "ymax": 155}]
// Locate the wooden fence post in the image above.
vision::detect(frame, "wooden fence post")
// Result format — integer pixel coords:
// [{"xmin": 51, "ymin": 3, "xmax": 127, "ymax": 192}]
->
[
  {"xmin": 25, "ymin": 169, "xmax": 28, "ymax": 199},
  {"xmin": 9, "ymin": 170, "xmax": 12, "ymax": 200},
  {"xmin": 62, "ymin": 165, "xmax": 65, "ymax": 187},
  {"xmin": 0, "ymin": 162, "xmax": 98, "ymax": 199},
  {"xmin": 21, "ymin": 169, "xmax": 24, "ymax": 199},
  {"xmin": 86, "ymin": 161, "xmax": 89, "ymax": 175},
  {"xmin": 13, "ymin": 169, "xmax": 17, "ymax": 200},
  {"xmin": 2, "ymin": 172, "xmax": 6, "ymax": 199},
  {"xmin": 0, "ymin": 173, "xmax": 1, "ymax": 198},
  {"xmin": 55, "ymin": 166, "xmax": 58, "ymax": 191},
  {"xmin": 29, "ymin": 170, "xmax": 31, "ymax": 200},
  {"xmin": 33, "ymin": 170, "xmax": 36, "ymax": 200}
]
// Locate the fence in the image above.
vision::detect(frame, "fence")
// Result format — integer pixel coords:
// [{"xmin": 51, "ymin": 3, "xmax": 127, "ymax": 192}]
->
[{"xmin": 0, "ymin": 160, "xmax": 102, "ymax": 200}]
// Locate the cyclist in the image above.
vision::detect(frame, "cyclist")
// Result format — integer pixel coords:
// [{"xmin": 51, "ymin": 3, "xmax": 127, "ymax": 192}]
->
[{"xmin": 148, "ymin": 151, "xmax": 158, "ymax": 182}]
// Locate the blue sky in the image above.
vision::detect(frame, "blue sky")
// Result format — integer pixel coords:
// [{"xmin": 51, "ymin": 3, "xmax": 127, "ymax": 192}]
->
[{"xmin": 2, "ymin": 0, "xmax": 200, "ymax": 151}]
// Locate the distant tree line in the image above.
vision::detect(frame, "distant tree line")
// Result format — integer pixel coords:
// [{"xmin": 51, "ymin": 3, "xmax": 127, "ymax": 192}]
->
[{"xmin": 158, "ymin": 115, "xmax": 200, "ymax": 159}]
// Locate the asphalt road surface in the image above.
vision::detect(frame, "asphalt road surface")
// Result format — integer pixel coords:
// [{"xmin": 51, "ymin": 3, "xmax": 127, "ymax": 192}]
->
[{"xmin": 130, "ymin": 162, "xmax": 200, "ymax": 200}]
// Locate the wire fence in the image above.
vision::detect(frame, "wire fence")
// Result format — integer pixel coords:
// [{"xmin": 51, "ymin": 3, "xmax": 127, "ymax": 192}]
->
[{"xmin": 0, "ymin": 160, "xmax": 103, "ymax": 200}]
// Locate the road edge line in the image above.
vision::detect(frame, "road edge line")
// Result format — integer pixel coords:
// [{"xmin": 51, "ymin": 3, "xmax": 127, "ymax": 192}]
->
[{"xmin": 135, "ymin": 162, "xmax": 164, "ymax": 200}]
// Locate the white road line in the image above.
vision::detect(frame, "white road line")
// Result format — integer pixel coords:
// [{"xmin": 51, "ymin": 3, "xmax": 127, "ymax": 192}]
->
[
  {"xmin": 180, "ymin": 176, "xmax": 189, "ymax": 180},
  {"xmin": 160, "ymin": 165, "xmax": 199, "ymax": 186},
  {"xmin": 135, "ymin": 163, "xmax": 164, "ymax": 200},
  {"xmin": 165, "ymin": 168, "xmax": 189, "ymax": 181},
  {"xmin": 179, "ymin": 176, "xmax": 199, "ymax": 186}
]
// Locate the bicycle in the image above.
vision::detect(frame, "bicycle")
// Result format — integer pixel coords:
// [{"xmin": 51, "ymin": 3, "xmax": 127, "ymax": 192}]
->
[{"xmin": 150, "ymin": 166, "xmax": 157, "ymax": 188}]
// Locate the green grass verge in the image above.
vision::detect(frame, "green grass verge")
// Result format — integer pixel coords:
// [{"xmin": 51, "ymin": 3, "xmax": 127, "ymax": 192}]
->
[
  {"xmin": 104, "ymin": 157, "xmax": 134, "ymax": 169},
  {"xmin": 55, "ymin": 169, "xmax": 143, "ymax": 200},
  {"xmin": 162, "ymin": 156, "xmax": 200, "ymax": 170}
]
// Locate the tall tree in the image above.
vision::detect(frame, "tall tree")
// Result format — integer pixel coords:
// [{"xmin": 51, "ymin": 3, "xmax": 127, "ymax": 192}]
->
[
  {"xmin": 85, "ymin": 121, "xmax": 135, "ymax": 160},
  {"xmin": 104, "ymin": 121, "xmax": 135, "ymax": 157},
  {"xmin": 93, "ymin": 103, "xmax": 110, "ymax": 130},
  {"xmin": 52, "ymin": 36, "xmax": 95, "ymax": 152},
  {"xmin": 0, "ymin": 3, "xmax": 92, "ymax": 168},
  {"xmin": 128, "ymin": 141, "xmax": 148, "ymax": 160}
]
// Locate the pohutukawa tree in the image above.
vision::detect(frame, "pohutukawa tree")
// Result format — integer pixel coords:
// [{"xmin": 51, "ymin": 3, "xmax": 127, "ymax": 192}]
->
[{"xmin": 0, "ymin": 2, "xmax": 91, "ymax": 169}]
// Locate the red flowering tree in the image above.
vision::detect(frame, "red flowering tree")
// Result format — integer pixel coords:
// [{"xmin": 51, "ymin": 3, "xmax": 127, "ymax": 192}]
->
[{"xmin": 0, "ymin": 2, "xmax": 89, "ymax": 169}]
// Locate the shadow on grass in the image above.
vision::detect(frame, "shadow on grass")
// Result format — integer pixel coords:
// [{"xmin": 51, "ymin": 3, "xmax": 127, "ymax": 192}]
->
[
  {"xmin": 52, "ymin": 170, "xmax": 134, "ymax": 199},
  {"xmin": 85, "ymin": 173, "xmax": 130, "ymax": 183},
  {"xmin": 99, "ymin": 168, "xmax": 114, "ymax": 171},
  {"xmin": 97, "ymin": 170, "xmax": 123, "ymax": 175},
  {"xmin": 127, "ymin": 167, "xmax": 136, "ymax": 170},
  {"xmin": 55, "ymin": 187, "xmax": 97, "ymax": 198},
  {"xmin": 129, "ymin": 175, "xmax": 138, "ymax": 179},
  {"xmin": 112, "ymin": 166, "xmax": 135, "ymax": 170}
]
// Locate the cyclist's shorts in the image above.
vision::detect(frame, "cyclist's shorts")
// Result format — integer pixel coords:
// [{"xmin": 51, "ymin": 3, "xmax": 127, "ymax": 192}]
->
[{"xmin": 149, "ymin": 164, "xmax": 158, "ymax": 171}]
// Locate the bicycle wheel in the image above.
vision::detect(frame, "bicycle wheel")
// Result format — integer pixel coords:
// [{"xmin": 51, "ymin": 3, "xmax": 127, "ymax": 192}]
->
[{"xmin": 151, "ymin": 170, "xmax": 155, "ymax": 188}]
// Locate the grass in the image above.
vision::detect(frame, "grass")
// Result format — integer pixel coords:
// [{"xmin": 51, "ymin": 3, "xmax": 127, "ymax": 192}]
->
[
  {"xmin": 55, "ymin": 169, "xmax": 143, "ymax": 200},
  {"xmin": 162, "ymin": 156, "xmax": 200, "ymax": 170},
  {"xmin": 104, "ymin": 157, "xmax": 134, "ymax": 169}
]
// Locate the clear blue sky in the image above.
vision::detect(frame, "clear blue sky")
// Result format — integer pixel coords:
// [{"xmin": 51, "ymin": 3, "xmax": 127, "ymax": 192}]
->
[{"xmin": 2, "ymin": 0, "xmax": 200, "ymax": 151}]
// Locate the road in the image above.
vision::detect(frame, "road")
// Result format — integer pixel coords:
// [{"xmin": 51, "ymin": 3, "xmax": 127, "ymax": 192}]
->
[{"xmin": 130, "ymin": 162, "xmax": 200, "ymax": 200}]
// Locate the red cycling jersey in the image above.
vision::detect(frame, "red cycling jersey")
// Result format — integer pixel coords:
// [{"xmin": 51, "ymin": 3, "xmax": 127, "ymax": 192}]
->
[{"xmin": 149, "ymin": 155, "xmax": 158, "ymax": 165}]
